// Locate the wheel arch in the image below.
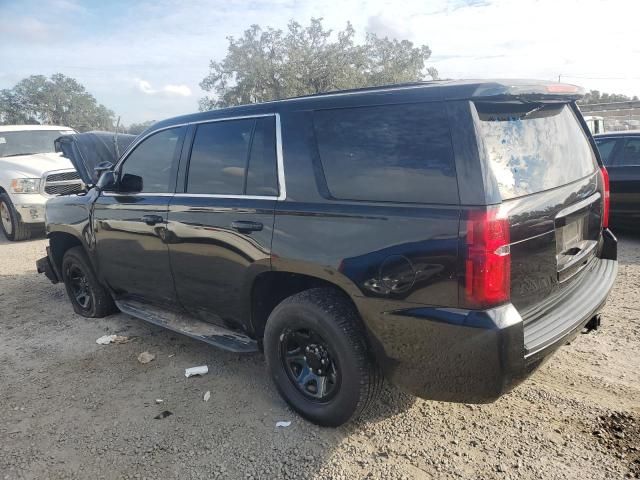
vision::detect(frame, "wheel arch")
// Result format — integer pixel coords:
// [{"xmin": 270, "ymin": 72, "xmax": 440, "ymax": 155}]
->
[
  {"xmin": 250, "ymin": 270, "xmax": 360, "ymax": 339},
  {"xmin": 49, "ymin": 231, "xmax": 84, "ymax": 273}
]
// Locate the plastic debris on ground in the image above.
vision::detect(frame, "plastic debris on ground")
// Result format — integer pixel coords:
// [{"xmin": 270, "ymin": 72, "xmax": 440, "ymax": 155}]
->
[
  {"xmin": 276, "ymin": 421, "xmax": 292, "ymax": 428},
  {"xmin": 137, "ymin": 351, "xmax": 155, "ymax": 364},
  {"xmin": 155, "ymin": 399, "xmax": 163, "ymax": 404},
  {"xmin": 154, "ymin": 411, "xmax": 173, "ymax": 420},
  {"xmin": 184, "ymin": 365, "xmax": 208, "ymax": 378},
  {"xmin": 203, "ymin": 391, "xmax": 211, "ymax": 402},
  {"xmin": 95, "ymin": 334, "xmax": 130, "ymax": 345}
]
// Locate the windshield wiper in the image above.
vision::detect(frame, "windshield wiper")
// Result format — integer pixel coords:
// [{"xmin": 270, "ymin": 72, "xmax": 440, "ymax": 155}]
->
[{"xmin": 1, "ymin": 152, "xmax": 40, "ymax": 157}]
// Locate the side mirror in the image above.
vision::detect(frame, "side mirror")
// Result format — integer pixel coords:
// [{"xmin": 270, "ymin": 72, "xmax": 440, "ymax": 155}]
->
[
  {"xmin": 94, "ymin": 161, "xmax": 114, "ymax": 180},
  {"xmin": 119, "ymin": 173, "xmax": 143, "ymax": 193},
  {"xmin": 96, "ymin": 171, "xmax": 116, "ymax": 191}
]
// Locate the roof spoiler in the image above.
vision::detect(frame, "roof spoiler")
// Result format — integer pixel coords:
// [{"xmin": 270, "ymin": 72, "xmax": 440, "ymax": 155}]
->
[{"xmin": 471, "ymin": 82, "xmax": 585, "ymax": 102}]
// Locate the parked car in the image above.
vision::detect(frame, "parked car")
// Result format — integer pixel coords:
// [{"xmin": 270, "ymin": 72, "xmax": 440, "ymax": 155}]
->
[
  {"xmin": 594, "ymin": 131, "xmax": 640, "ymax": 228},
  {"xmin": 0, "ymin": 125, "xmax": 81, "ymax": 241},
  {"xmin": 37, "ymin": 80, "xmax": 618, "ymax": 426}
]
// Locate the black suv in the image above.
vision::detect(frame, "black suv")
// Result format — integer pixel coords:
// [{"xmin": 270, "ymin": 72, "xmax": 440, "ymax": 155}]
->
[
  {"xmin": 37, "ymin": 80, "xmax": 618, "ymax": 426},
  {"xmin": 594, "ymin": 131, "xmax": 640, "ymax": 228}
]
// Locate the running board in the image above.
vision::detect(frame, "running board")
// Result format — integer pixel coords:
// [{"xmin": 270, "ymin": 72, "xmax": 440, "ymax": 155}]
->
[{"xmin": 115, "ymin": 300, "xmax": 258, "ymax": 353}]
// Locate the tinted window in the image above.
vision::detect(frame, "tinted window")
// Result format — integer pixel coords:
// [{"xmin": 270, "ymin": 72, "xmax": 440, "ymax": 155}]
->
[
  {"xmin": 246, "ymin": 117, "xmax": 278, "ymax": 196},
  {"xmin": 621, "ymin": 138, "xmax": 640, "ymax": 166},
  {"xmin": 120, "ymin": 127, "xmax": 182, "ymax": 193},
  {"xmin": 187, "ymin": 120, "xmax": 253, "ymax": 195},
  {"xmin": 313, "ymin": 103, "xmax": 457, "ymax": 204},
  {"xmin": 595, "ymin": 138, "xmax": 619, "ymax": 166},
  {"xmin": 475, "ymin": 103, "xmax": 597, "ymax": 200}
]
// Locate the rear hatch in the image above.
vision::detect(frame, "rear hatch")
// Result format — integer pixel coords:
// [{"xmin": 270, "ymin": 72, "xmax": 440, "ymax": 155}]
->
[{"xmin": 473, "ymin": 101, "xmax": 604, "ymax": 339}]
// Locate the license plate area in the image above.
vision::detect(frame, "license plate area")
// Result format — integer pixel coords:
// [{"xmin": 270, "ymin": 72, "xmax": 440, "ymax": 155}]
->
[{"xmin": 555, "ymin": 216, "xmax": 596, "ymax": 282}]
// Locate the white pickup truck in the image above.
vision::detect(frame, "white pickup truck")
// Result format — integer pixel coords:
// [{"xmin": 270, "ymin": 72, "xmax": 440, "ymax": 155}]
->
[{"xmin": 0, "ymin": 125, "xmax": 83, "ymax": 241}]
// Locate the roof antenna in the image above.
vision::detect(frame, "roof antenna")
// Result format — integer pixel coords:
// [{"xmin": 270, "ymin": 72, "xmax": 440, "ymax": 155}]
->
[{"xmin": 114, "ymin": 116, "xmax": 121, "ymax": 159}]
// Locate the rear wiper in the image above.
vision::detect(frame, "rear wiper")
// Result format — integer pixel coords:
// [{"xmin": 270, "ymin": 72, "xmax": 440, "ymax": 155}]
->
[
  {"xmin": 1, "ymin": 152, "xmax": 39, "ymax": 157},
  {"xmin": 521, "ymin": 105, "xmax": 546, "ymax": 119}
]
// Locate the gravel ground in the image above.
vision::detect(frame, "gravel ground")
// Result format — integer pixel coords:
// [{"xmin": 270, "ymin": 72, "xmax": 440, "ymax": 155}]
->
[{"xmin": 0, "ymin": 229, "xmax": 639, "ymax": 480}]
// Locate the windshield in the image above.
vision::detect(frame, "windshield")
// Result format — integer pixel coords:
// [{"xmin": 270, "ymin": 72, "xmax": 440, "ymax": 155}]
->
[
  {"xmin": 0, "ymin": 130, "xmax": 74, "ymax": 158},
  {"xmin": 475, "ymin": 103, "xmax": 597, "ymax": 200}
]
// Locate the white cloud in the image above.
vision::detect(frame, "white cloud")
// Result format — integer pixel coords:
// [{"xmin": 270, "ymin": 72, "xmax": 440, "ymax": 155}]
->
[{"xmin": 135, "ymin": 79, "xmax": 192, "ymax": 97}]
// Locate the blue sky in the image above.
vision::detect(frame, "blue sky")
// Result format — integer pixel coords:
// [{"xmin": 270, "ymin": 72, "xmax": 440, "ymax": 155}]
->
[{"xmin": 1, "ymin": 0, "xmax": 639, "ymax": 124}]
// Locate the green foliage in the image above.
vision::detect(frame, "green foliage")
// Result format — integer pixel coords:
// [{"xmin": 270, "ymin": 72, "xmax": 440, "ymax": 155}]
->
[
  {"xmin": 199, "ymin": 18, "xmax": 438, "ymax": 110},
  {"xmin": 579, "ymin": 90, "xmax": 639, "ymax": 105},
  {"xmin": 0, "ymin": 74, "xmax": 115, "ymax": 131},
  {"xmin": 126, "ymin": 120, "xmax": 156, "ymax": 135}
]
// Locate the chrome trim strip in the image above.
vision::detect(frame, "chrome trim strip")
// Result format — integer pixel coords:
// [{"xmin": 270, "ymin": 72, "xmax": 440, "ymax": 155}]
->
[
  {"xmin": 555, "ymin": 192, "xmax": 601, "ymax": 219},
  {"xmin": 111, "ymin": 112, "xmax": 287, "ymax": 202},
  {"xmin": 102, "ymin": 192, "xmax": 174, "ymax": 197},
  {"xmin": 173, "ymin": 193, "xmax": 277, "ymax": 200}
]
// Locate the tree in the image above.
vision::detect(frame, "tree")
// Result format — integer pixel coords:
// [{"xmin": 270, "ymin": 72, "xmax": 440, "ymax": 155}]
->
[
  {"xmin": 0, "ymin": 73, "xmax": 115, "ymax": 131},
  {"xmin": 578, "ymin": 90, "xmax": 639, "ymax": 105},
  {"xmin": 199, "ymin": 18, "xmax": 437, "ymax": 110},
  {"xmin": 126, "ymin": 120, "xmax": 156, "ymax": 135}
]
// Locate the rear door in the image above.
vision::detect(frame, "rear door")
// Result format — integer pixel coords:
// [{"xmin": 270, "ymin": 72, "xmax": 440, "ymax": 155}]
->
[
  {"xmin": 473, "ymin": 102, "xmax": 603, "ymax": 314},
  {"xmin": 167, "ymin": 115, "xmax": 280, "ymax": 330}
]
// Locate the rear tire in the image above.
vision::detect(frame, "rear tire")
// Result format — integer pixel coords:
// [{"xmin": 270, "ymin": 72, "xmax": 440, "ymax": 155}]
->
[
  {"xmin": 264, "ymin": 288, "xmax": 382, "ymax": 427},
  {"xmin": 61, "ymin": 246, "xmax": 117, "ymax": 318},
  {"xmin": 0, "ymin": 193, "xmax": 31, "ymax": 241}
]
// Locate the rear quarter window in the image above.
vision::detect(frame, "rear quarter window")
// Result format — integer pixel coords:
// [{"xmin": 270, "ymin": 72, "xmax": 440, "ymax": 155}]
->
[
  {"xmin": 312, "ymin": 102, "xmax": 458, "ymax": 204},
  {"xmin": 475, "ymin": 103, "xmax": 597, "ymax": 200}
]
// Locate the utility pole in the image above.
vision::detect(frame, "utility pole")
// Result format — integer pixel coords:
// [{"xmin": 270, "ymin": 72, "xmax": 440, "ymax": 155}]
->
[{"xmin": 558, "ymin": 74, "xmax": 562, "ymax": 82}]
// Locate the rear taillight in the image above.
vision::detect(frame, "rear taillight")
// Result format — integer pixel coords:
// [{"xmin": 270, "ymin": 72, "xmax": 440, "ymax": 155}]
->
[
  {"xmin": 600, "ymin": 166, "xmax": 610, "ymax": 228},
  {"xmin": 464, "ymin": 208, "xmax": 511, "ymax": 309}
]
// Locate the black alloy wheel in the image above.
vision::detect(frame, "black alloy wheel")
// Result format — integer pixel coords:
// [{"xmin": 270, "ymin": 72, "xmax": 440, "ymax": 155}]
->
[
  {"xmin": 280, "ymin": 328, "xmax": 340, "ymax": 402},
  {"xmin": 65, "ymin": 263, "xmax": 93, "ymax": 310}
]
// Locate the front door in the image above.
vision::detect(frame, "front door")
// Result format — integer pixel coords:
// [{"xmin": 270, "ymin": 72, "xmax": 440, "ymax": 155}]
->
[
  {"xmin": 93, "ymin": 126, "xmax": 186, "ymax": 306},
  {"xmin": 167, "ymin": 115, "xmax": 280, "ymax": 330}
]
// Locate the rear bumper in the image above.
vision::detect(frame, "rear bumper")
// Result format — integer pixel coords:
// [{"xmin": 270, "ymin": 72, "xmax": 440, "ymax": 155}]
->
[{"xmin": 362, "ymin": 255, "xmax": 618, "ymax": 403}]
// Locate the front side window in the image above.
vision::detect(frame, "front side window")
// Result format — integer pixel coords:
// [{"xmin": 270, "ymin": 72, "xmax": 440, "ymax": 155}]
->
[
  {"xmin": 313, "ymin": 102, "xmax": 457, "ymax": 204},
  {"xmin": 186, "ymin": 116, "xmax": 278, "ymax": 196},
  {"xmin": 119, "ymin": 127, "xmax": 183, "ymax": 193}
]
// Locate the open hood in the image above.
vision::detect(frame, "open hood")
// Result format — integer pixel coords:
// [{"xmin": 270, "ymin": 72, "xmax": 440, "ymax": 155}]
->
[{"xmin": 55, "ymin": 131, "xmax": 137, "ymax": 185}]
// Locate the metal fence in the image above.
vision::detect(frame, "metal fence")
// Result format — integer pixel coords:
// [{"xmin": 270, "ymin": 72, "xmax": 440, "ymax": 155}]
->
[{"xmin": 579, "ymin": 101, "xmax": 640, "ymax": 132}]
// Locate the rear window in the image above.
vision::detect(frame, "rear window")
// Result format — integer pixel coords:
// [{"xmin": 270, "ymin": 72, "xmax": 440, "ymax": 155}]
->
[
  {"xmin": 475, "ymin": 103, "xmax": 597, "ymax": 200},
  {"xmin": 313, "ymin": 102, "xmax": 457, "ymax": 204}
]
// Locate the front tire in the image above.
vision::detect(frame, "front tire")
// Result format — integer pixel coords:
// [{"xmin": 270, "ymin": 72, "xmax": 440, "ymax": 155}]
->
[
  {"xmin": 264, "ymin": 288, "xmax": 382, "ymax": 427},
  {"xmin": 61, "ymin": 246, "xmax": 117, "ymax": 318},
  {"xmin": 0, "ymin": 193, "xmax": 31, "ymax": 241}
]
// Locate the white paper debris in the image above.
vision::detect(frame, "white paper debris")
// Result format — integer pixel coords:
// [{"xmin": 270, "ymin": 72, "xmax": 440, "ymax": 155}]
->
[
  {"xmin": 276, "ymin": 421, "xmax": 292, "ymax": 428},
  {"xmin": 96, "ymin": 334, "xmax": 130, "ymax": 345},
  {"xmin": 137, "ymin": 351, "xmax": 155, "ymax": 364},
  {"xmin": 203, "ymin": 391, "xmax": 211, "ymax": 402},
  {"xmin": 155, "ymin": 399, "xmax": 164, "ymax": 404},
  {"xmin": 185, "ymin": 365, "xmax": 208, "ymax": 378}
]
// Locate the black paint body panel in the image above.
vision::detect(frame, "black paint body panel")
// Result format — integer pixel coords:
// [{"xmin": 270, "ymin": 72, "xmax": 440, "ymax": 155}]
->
[{"xmin": 41, "ymin": 80, "xmax": 619, "ymax": 404}]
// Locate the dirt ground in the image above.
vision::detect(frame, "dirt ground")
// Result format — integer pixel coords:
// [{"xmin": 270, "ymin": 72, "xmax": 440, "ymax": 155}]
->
[{"xmin": 0, "ymin": 229, "xmax": 638, "ymax": 480}]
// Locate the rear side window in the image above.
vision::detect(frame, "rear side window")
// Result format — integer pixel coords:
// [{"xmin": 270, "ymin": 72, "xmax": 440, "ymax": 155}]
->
[
  {"xmin": 186, "ymin": 116, "xmax": 279, "ymax": 196},
  {"xmin": 594, "ymin": 138, "xmax": 619, "ymax": 166},
  {"xmin": 475, "ymin": 103, "xmax": 597, "ymax": 200},
  {"xmin": 313, "ymin": 103, "xmax": 457, "ymax": 204}
]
